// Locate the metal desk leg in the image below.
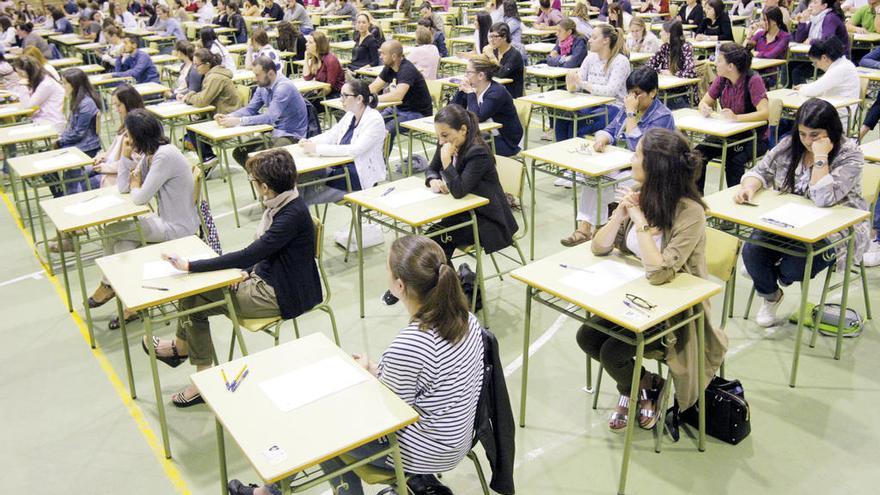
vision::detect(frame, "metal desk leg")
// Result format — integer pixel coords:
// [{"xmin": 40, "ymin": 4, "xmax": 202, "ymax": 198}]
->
[
  {"xmin": 220, "ymin": 143, "xmax": 242, "ymax": 228},
  {"xmin": 470, "ymin": 211, "xmax": 489, "ymax": 327},
  {"xmin": 718, "ymin": 138, "xmax": 729, "ymax": 191},
  {"xmin": 697, "ymin": 306, "xmax": 706, "ymax": 452},
  {"xmin": 355, "ymin": 205, "xmax": 365, "ymax": 318},
  {"xmin": 117, "ymin": 297, "xmax": 136, "ymax": 399},
  {"xmin": 34, "ymin": 182, "xmax": 55, "ymax": 275},
  {"xmin": 835, "ymin": 235, "xmax": 856, "ymax": 360},
  {"xmin": 72, "ymin": 234, "xmax": 96, "ymax": 349},
  {"xmin": 57, "ymin": 228, "xmax": 73, "ymax": 312},
  {"xmin": 529, "ymin": 159, "xmax": 537, "ymax": 260},
  {"xmin": 142, "ymin": 311, "xmax": 173, "ymax": 458},
  {"xmin": 617, "ymin": 332, "xmax": 645, "ymax": 495},
  {"xmin": 519, "ymin": 286, "xmax": 533, "ymax": 427},
  {"xmin": 789, "ymin": 246, "xmax": 815, "ymax": 388},
  {"xmin": 407, "ymin": 129, "xmax": 414, "ymax": 177},
  {"xmin": 224, "ymin": 289, "xmax": 248, "ymax": 357},
  {"xmin": 216, "ymin": 419, "xmax": 228, "ymax": 495},
  {"xmin": 388, "ymin": 432, "xmax": 407, "ymax": 493}
]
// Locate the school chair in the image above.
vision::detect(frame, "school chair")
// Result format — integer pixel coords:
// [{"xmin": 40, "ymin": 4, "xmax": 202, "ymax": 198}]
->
[
  {"xmin": 227, "ymin": 216, "xmax": 340, "ymax": 360},
  {"xmin": 853, "ymin": 78, "xmax": 869, "ymax": 139},
  {"xmin": 427, "ymin": 79, "xmax": 444, "ymax": 113},
  {"xmin": 767, "ymin": 97, "xmax": 783, "ymax": 148},
  {"xmin": 669, "ymin": 3, "xmax": 679, "ymax": 18},
  {"xmin": 732, "ymin": 26, "xmax": 745, "ymax": 45},
  {"xmin": 514, "ymin": 98, "xmax": 532, "ymax": 152},
  {"xmin": 334, "ymin": 450, "xmax": 490, "ymax": 495}
]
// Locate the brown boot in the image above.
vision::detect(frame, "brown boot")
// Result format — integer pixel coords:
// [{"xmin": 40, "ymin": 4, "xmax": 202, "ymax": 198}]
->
[
  {"xmin": 560, "ymin": 221, "xmax": 592, "ymax": 247},
  {"xmin": 88, "ymin": 282, "xmax": 116, "ymax": 308}
]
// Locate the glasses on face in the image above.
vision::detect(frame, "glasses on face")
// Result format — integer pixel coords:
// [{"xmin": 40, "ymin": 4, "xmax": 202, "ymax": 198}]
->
[
  {"xmin": 626, "ymin": 293, "xmax": 657, "ymax": 311},
  {"xmin": 340, "ymin": 93, "xmax": 358, "ymax": 99},
  {"xmin": 487, "ymin": 33, "xmax": 500, "ymax": 39},
  {"xmin": 464, "ymin": 69, "xmax": 476, "ymax": 75}
]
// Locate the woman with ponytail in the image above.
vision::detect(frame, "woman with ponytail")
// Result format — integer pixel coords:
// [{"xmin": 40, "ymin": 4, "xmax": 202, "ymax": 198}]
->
[
  {"xmin": 299, "ymin": 79, "xmax": 388, "ymax": 205},
  {"xmin": 229, "ymin": 235, "xmax": 483, "ymax": 495},
  {"xmin": 580, "ymin": 127, "xmax": 725, "ymax": 434}
]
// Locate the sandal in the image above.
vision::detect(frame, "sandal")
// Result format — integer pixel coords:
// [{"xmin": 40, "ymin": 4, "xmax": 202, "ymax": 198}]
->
[
  {"xmin": 560, "ymin": 229, "xmax": 591, "ymax": 247},
  {"xmin": 609, "ymin": 395, "xmax": 630, "ymax": 433},
  {"xmin": 108, "ymin": 310, "xmax": 139, "ymax": 330},
  {"xmin": 88, "ymin": 282, "xmax": 116, "ymax": 308},
  {"xmin": 638, "ymin": 374, "xmax": 664, "ymax": 430},
  {"xmin": 141, "ymin": 336, "xmax": 188, "ymax": 368},
  {"xmin": 171, "ymin": 389, "xmax": 204, "ymax": 408}
]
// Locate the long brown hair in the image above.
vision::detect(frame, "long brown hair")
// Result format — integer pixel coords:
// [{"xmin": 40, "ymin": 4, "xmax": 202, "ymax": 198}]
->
[
  {"xmin": 389, "ymin": 236, "xmax": 469, "ymax": 343},
  {"xmin": 433, "ymin": 103, "xmax": 487, "ymax": 156},
  {"xmin": 638, "ymin": 128, "xmax": 706, "ymax": 231}
]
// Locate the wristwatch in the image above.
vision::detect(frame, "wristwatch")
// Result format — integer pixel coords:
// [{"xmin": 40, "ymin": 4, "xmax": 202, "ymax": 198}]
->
[
  {"xmin": 634, "ymin": 223, "xmax": 651, "ymax": 233},
  {"xmin": 626, "ymin": 111, "xmax": 637, "ymax": 118},
  {"xmin": 814, "ymin": 158, "xmax": 827, "ymax": 168}
]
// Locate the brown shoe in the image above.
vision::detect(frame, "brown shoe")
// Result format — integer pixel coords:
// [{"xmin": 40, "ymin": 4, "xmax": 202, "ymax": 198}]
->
[
  {"xmin": 88, "ymin": 282, "xmax": 115, "ymax": 308},
  {"xmin": 49, "ymin": 237, "xmax": 74, "ymax": 253},
  {"xmin": 560, "ymin": 228, "xmax": 592, "ymax": 247}
]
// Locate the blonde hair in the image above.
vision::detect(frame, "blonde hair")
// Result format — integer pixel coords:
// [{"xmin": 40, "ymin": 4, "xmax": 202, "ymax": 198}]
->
[
  {"xmin": 22, "ymin": 45, "xmax": 49, "ymax": 65},
  {"xmin": 571, "ymin": 1, "xmax": 590, "ymax": 20},
  {"xmin": 415, "ymin": 25, "xmax": 432, "ymax": 45},
  {"xmin": 596, "ymin": 24, "xmax": 627, "ymax": 71}
]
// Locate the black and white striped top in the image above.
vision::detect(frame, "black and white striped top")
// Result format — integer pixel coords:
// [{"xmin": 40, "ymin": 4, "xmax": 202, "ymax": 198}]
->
[{"xmin": 377, "ymin": 313, "xmax": 485, "ymax": 474}]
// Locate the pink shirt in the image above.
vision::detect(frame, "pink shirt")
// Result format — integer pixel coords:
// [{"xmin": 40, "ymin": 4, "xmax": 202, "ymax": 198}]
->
[{"xmin": 430, "ymin": 0, "xmax": 450, "ymax": 11}]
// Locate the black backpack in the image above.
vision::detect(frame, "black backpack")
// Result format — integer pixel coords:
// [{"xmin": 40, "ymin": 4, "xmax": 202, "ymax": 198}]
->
[{"xmin": 665, "ymin": 376, "xmax": 751, "ymax": 445}]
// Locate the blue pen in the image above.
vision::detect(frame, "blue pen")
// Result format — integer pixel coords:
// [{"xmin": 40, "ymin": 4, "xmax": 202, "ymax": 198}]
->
[{"xmin": 231, "ymin": 369, "xmax": 249, "ymax": 392}]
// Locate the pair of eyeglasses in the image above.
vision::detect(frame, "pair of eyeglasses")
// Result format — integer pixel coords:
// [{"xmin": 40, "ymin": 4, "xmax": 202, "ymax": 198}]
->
[
  {"xmin": 626, "ymin": 293, "xmax": 656, "ymax": 311},
  {"xmin": 340, "ymin": 93, "xmax": 358, "ymax": 99}
]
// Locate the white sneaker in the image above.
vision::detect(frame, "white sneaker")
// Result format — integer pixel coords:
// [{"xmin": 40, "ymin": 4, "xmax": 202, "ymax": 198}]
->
[
  {"xmin": 864, "ymin": 240, "xmax": 880, "ymax": 267},
  {"xmin": 756, "ymin": 291, "xmax": 784, "ymax": 328},
  {"xmin": 739, "ymin": 264, "xmax": 751, "ymax": 279},
  {"xmin": 553, "ymin": 177, "xmax": 573, "ymax": 188}
]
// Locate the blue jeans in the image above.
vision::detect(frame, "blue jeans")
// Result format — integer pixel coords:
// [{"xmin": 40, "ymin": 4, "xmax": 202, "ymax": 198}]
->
[
  {"xmin": 742, "ymin": 232, "xmax": 836, "ymax": 298},
  {"xmin": 873, "ymin": 196, "xmax": 880, "ymax": 240},
  {"xmin": 553, "ymin": 104, "xmax": 619, "ymax": 142},
  {"xmin": 46, "ymin": 147, "xmax": 100, "ymax": 197},
  {"xmin": 381, "ymin": 108, "xmax": 428, "ymax": 152}
]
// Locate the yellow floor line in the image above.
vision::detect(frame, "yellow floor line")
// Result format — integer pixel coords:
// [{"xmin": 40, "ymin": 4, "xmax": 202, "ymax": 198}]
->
[{"xmin": 1, "ymin": 190, "xmax": 192, "ymax": 495}]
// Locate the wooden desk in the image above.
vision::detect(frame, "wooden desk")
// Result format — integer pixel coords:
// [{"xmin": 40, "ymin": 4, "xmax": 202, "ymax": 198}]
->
[
  {"xmin": 518, "ymin": 89, "xmax": 616, "ymax": 141},
  {"xmin": 703, "ymin": 187, "xmax": 869, "ymax": 385},
  {"xmin": 524, "ymin": 42, "xmax": 555, "ymax": 64},
  {"xmin": 657, "ymin": 74, "xmax": 700, "ymax": 104},
  {"xmin": 48, "ymin": 56, "xmax": 84, "ymax": 68},
  {"xmin": 291, "ymin": 78, "xmax": 332, "ymax": 94},
  {"xmin": 42, "ymin": 187, "xmax": 150, "ymax": 348},
  {"xmin": 629, "ymin": 51, "xmax": 652, "ymax": 65},
  {"xmin": 193, "ymin": 333, "xmax": 418, "ymax": 495},
  {"xmin": 70, "ymin": 63, "xmax": 105, "ymax": 74},
  {"xmin": 766, "ymin": 89, "xmax": 862, "ymax": 134},
  {"xmin": 860, "ymin": 139, "xmax": 880, "ymax": 162},
  {"xmin": 134, "ymin": 81, "xmax": 171, "ymax": 99},
  {"xmin": 0, "ymin": 123, "xmax": 59, "ymax": 203},
  {"xmin": 344, "ymin": 176, "xmax": 489, "ymax": 321},
  {"xmin": 522, "ymin": 26, "xmax": 556, "ymax": 42},
  {"xmin": 519, "ymin": 137, "xmax": 634, "ymax": 259},
  {"xmin": 97, "ymin": 235, "xmax": 245, "ymax": 459},
  {"xmin": 438, "ymin": 55, "xmax": 469, "ymax": 76},
  {"xmin": 146, "ymin": 101, "xmax": 216, "ymax": 144},
  {"xmin": 187, "ymin": 121, "xmax": 273, "ymax": 227},
  {"xmin": 511, "ymin": 244, "xmax": 719, "ymax": 494},
  {"xmin": 400, "ymin": 116, "xmax": 502, "ymax": 176},
  {"xmin": 673, "ymin": 108, "xmax": 767, "ymax": 190},
  {"xmin": 524, "ymin": 64, "xmax": 570, "ymax": 91},
  {"xmin": 0, "ymin": 103, "xmax": 36, "ymax": 123}
]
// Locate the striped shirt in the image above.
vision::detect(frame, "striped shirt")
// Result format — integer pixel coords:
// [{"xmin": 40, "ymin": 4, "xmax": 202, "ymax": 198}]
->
[{"xmin": 377, "ymin": 313, "xmax": 485, "ymax": 474}]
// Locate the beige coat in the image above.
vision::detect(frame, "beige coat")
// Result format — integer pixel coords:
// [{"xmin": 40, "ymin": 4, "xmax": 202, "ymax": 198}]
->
[
  {"xmin": 595, "ymin": 197, "xmax": 728, "ymax": 410},
  {"xmin": 184, "ymin": 65, "xmax": 241, "ymax": 115}
]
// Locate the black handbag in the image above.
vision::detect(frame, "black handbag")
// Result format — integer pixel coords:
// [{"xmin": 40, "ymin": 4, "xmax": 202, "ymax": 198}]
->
[{"xmin": 665, "ymin": 376, "xmax": 751, "ymax": 445}]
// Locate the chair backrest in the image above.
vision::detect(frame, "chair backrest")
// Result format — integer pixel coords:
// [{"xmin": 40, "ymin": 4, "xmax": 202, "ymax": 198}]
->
[
  {"xmin": 669, "ymin": 3, "xmax": 679, "ymax": 18},
  {"xmin": 862, "ymin": 162, "xmax": 880, "ymax": 206},
  {"xmin": 495, "ymin": 155, "xmax": 524, "ymax": 200},
  {"xmin": 514, "ymin": 98, "xmax": 532, "ymax": 138},
  {"xmin": 236, "ymin": 84, "xmax": 251, "ymax": 106},
  {"xmin": 191, "ymin": 163, "xmax": 203, "ymax": 206},
  {"xmin": 311, "ymin": 214, "xmax": 324, "ymax": 261},
  {"xmin": 426, "ymin": 79, "xmax": 443, "ymax": 112},
  {"xmin": 705, "ymin": 227, "xmax": 741, "ymax": 282},
  {"xmin": 768, "ymin": 97, "xmax": 783, "ymax": 145},
  {"xmin": 732, "ymin": 26, "xmax": 745, "ymax": 45}
]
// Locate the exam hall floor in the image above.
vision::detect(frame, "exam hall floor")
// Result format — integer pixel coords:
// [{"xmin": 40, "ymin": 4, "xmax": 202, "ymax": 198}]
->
[{"xmin": 0, "ymin": 133, "xmax": 877, "ymax": 495}]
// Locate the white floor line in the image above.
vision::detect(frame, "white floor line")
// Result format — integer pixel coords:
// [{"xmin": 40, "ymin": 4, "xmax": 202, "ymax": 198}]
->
[
  {"xmin": 0, "ymin": 269, "xmax": 43, "ymax": 288},
  {"xmin": 503, "ymin": 304, "xmax": 576, "ymax": 378}
]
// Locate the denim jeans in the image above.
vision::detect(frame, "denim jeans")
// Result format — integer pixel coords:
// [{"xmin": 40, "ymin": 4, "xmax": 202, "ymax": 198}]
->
[
  {"xmin": 381, "ymin": 108, "xmax": 428, "ymax": 152},
  {"xmin": 46, "ymin": 147, "xmax": 100, "ymax": 197},
  {"xmin": 873, "ymin": 196, "xmax": 880, "ymax": 240},
  {"xmin": 553, "ymin": 104, "xmax": 619, "ymax": 142},
  {"xmin": 742, "ymin": 231, "xmax": 836, "ymax": 298}
]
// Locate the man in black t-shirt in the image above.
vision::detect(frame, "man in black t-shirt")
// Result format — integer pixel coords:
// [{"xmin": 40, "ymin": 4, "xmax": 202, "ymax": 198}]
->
[{"xmin": 369, "ymin": 40, "xmax": 434, "ymax": 149}]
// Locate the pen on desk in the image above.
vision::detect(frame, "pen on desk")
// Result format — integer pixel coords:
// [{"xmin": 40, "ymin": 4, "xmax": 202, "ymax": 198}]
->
[
  {"xmin": 230, "ymin": 364, "xmax": 248, "ymax": 389},
  {"xmin": 231, "ymin": 369, "xmax": 249, "ymax": 392},
  {"xmin": 141, "ymin": 285, "xmax": 169, "ymax": 291},
  {"xmin": 763, "ymin": 218, "xmax": 795, "ymax": 229},
  {"xmin": 623, "ymin": 299, "xmax": 651, "ymax": 317},
  {"xmin": 221, "ymin": 368, "xmax": 230, "ymax": 390},
  {"xmin": 380, "ymin": 186, "xmax": 395, "ymax": 197},
  {"xmin": 81, "ymin": 195, "xmax": 100, "ymax": 202},
  {"xmin": 559, "ymin": 263, "xmax": 593, "ymax": 273}
]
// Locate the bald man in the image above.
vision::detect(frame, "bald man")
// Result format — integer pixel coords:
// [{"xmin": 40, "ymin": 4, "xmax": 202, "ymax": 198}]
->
[{"xmin": 369, "ymin": 40, "xmax": 434, "ymax": 149}]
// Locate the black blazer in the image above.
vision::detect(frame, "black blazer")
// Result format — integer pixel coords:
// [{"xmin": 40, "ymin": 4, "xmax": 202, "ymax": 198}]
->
[
  {"xmin": 425, "ymin": 144, "xmax": 519, "ymax": 254},
  {"xmin": 678, "ymin": 3, "xmax": 704, "ymax": 26},
  {"xmin": 189, "ymin": 197, "xmax": 322, "ymax": 320},
  {"xmin": 493, "ymin": 47, "xmax": 524, "ymax": 98},
  {"xmin": 696, "ymin": 13, "xmax": 734, "ymax": 41},
  {"xmin": 475, "ymin": 328, "xmax": 516, "ymax": 495},
  {"xmin": 450, "ymin": 83, "xmax": 523, "ymax": 156}
]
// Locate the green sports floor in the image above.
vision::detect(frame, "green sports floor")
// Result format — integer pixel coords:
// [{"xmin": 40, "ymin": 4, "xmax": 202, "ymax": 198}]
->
[{"xmin": 1, "ymin": 126, "xmax": 878, "ymax": 495}]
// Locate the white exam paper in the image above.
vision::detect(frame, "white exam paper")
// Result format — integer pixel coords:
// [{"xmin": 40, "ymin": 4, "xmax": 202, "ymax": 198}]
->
[
  {"xmin": 760, "ymin": 203, "xmax": 831, "ymax": 229},
  {"xmin": 33, "ymin": 152, "xmax": 80, "ymax": 171},
  {"xmin": 560, "ymin": 259, "xmax": 644, "ymax": 296},
  {"xmin": 259, "ymin": 356, "xmax": 368, "ymax": 413},
  {"xmin": 8, "ymin": 125, "xmax": 51, "ymax": 136},
  {"xmin": 381, "ymin": 188, "xmax": 440, "ymax": 208},
  {"xmin": 675, "ymin": 115, "xmax": 746, "ymax": 135},
  {"xmin": 63, "ymin": 194, "xmax": 124, "ymax": 216},
  {"xmin": 141, "ymin": 254, "xmax": 213, "ymax": 280}
]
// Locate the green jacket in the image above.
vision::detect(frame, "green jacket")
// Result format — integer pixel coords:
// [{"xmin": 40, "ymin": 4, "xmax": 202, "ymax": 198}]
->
[
  {"xmin": 852, "ymin": 5, "xmax": 879, "ymax": 33},
  {"xmin": 184, "ymin": 65, "xmax": 241, "ymax": 114}
]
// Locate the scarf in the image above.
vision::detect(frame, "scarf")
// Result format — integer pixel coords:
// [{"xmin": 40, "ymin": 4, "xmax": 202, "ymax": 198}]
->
[
  {"xmin": 808, "ymin": 8, "xmax": 829, "ymax": 41},
  {"xmin": 559, "ymin": 35, "xmax": 575, "ymax": 57},
  {"xmin": 256, "ymin": 188, "xmax": 299, "ymax": 238}
]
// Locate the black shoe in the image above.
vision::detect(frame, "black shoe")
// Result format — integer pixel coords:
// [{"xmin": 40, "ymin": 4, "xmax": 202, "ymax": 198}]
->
[
  {"xmin": 457, "ymin": 263, "xmax": 482, "ymax": 311},
  {"xmin": 407, "ymin": 474, "xmax": 453, "ymax": 495},
  {"xmin": 141, "ymin": 336, "xmax": 188, "ymax": 368},
  {"xmin": 171, "ymin": 390, "xmax": 205, "ymax": 408},
  {"xmin": 381, "ymin": 289, "xmax": 399, "ymax": 306},
  {"xmin": 227, "ymin": 480, "xmax": 258, "ymax": 495}
]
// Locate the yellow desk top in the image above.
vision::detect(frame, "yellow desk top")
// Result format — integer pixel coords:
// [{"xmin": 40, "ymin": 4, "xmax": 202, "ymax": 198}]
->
[
  {"xmin": 89, "ymin": 74, "xmax": 133, "ymax": 86},
  {"xmin": 253, "ymin": 143, "xmax": 354, "ymax": 175},
  {"xmin": 355, "ymin": 65, "xmax": 383, "ymax": 78},
  {"xmin": 48, "ymin": 57, "xmax": 83, "ymax": 68},
  {"xmin": 751, "ymin": 57, "xmax": 787, "ymax": 70},
  {"xmin": 73, "ymin": 42, "xmax": 107, "ymax": 52},
  {"xmin": 134, "ymin": 82, "xmax": 170, "ymax": 96},
  {"xmin": 437, "ymin": 76, "xmax": 514, "ymax": 87},
  {"xmin": 123, "ymin": 27, "xmax": 152, "ymax": 36},
  {"xmin": 673, "ymin": 108, "xmax": 767, "ymax": 138},
  {"xmin": 510, "ymin": 244, "xmax": 721, "ymax": 333},
  {"xmin": 629, "ymin": 52, "xmax": 652, "ymax": 64},
  {"xmin": 522, "ymin": 27, "xmax": 556, "ymax": 36},
  {"xmin": 520, "ymin": 137, "xmax": 633, "ymax": 177},
  {"xmin": 187, "ymin": 120, "xmax": 274, "ymax": 140},
  {"xmin": 401, "ymin": 115, "xmax": 502, "ymax": 135},
  {"xmin": 525, "ymin": 42, "xmax": 555, "ymax": 53},
  {"xmin": 232, "ymin": 69, "xmax": 256, "ymax": 83},
  {"xmin": 150, "ymin": 54, "xmax": 178, "ymax": 65},
  {"xmin": 766, "ymin": 89, "xmax": 861, "ymax": 110},
  {"xmin": 96, "ymin": 236, "xmax": 241, "ymax": 312},
  {"xmin": 854, "ymin": 32, "xmax": 880, "ymax": 43},
  {"xmin": 857, "ymin": 66, "xmax": 880, "ymax": 81},
  {"xmin": 144, "ymin": 34, "xmax": 176, "ymax": 42},
  {"xmin": 0, "ymin": 104, "xmax": 35, "ymax": 120},
  {"xmin": 49, "ymin": 34, "xmax": 88, "ymax": 45},
  {"xmin": 525, "ymin": 64, "xmax": 570, "ymax": 79},
  {"xmin": 192, "ymin": 334, "xmax": 420, "ymax": 483},
  {"xmin": 703, "ymin": 186, "xmax": 870, "ymax": 243},
  {"xmin": 8, "ymin": 147, "xmax": 93, "ymax": 178},
  {"xmin": 860, "ymin": 139, "xmax": 880, "ymax": 162},
  {"xmin": 344, "ymin": 176, "xmax": 489, "ymax": 227},
  {"xmin": 0, "ymin": 122, "xmax": 59, "ymax": 146},
  {"xmin": 146, "ymin": 101, "xmax": 216, "ymax": 119},
  {"xmin": 789, "ymin": 42, "xmax": 810, "ymax": 54},
  {"xmin": 321, "ymin": 97, "xmax": 400, "ymax": 112},
  {"xmin": 518, "ymin": 89, "xmax": 616, "ymax": 112},
  {"xmin": 690, "ymin": 39, "xmax": 719, "ymax": 49},
  {"xmin": 329, "ymin": 40, "xmax": 356, "ymax": 51},
  {"xmin": 292, "ymin": 78, "xmax": 331, "ymax": 94},
  {"xmin": 41, "ymin": 187, "xmax": 150, "ymax": 234},
  {"xmin": 71, "ymin": 63, "xmax": 105, "ymax": 74},
  {"xmin": 439, "ymin": 56, "xmax": 470, "ymax": 67},
  {"xmin": 658, "ymin": 74, "xmax": 700, "ymax": 90},
  {"xmin": 226, "ymin": 43, "xmax": 249, "ymax": 54}
]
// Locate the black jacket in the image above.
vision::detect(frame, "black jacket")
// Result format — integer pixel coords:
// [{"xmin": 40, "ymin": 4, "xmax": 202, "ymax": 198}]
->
[
  {"xmin": 189, "ymin": 197, "xmax": 322, "ymax": 320},
  {"xmin": 677, "ymin": 3, "xmax": 704, "ymax": 26},
  {"xmin": 475, "ymin": 329, "xmax": 516, "ymax": 494},
  {"xmin": 425, "ymin": 144, "xmax": 519, "ymax": 254},
  {"xmin": 451, "ymin": 83, "xmax": 524, "ymax": 156}
]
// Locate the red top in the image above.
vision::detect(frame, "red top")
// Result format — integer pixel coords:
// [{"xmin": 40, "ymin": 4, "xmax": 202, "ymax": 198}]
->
[{"xmin": 304, "ymin": 53, "xmax": 345, "ymax": 93}]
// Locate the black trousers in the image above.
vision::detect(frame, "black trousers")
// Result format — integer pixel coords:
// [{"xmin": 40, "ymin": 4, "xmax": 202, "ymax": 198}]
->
[
  {"xmin": 696, "ymin": 136, "xmax": 768, "ymax": 193},
  {"xmin": 576, "ymin": 324, "xmax": 663, "ymax": 395}
]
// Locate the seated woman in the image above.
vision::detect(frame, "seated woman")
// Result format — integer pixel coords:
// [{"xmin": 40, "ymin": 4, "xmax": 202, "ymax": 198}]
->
[
  {"xmin": 695, "ymin": 43, "xmax": 769, "ymax": 193},
  {"xmin": 738, "ymin": 98, "xmax": 870, "ymax": 326},
  {"xmin": 561, "ymin": 66, "xmax": 675, "ymax": 247},
  {"xmin": 88, "ymin": 84, "xmax": 144, "ymax": 188},
  {"xmin": 169, "ymin": 40, "xmax": 203, "ymax": 98},
  {"xmin": 790, "ymin": 0, "xmax": 848, "ymax": 84},
  {"xmin": 458, "ymin": 11, "xmax": 492, "ymax": 58},
  {"xmin": 228, "ymin": 234, "xmax": 483, "ymax": 495},
  {"xmin": 744, "ymin": 7, "xmax": 791, "ymax": 75},
  {"xmin": 546, "ymin": 18, "xmax": 588, "ymax": 68},
  {"xmin": 348, "ymin": 12, "xmax": 381, "ymax": 71},
  {"xmin": 730, "ymin": 0, "xmax": 757, "ymax": 17},
  {"xmin": 303, "ymin": 30, "xmax": 346, "ymax": 98},
  {"xmin": 182, "ymin": 49, "xmax": 241, "ymax": 164},
  {"xmin": 52, "ymin": 68, "xmax": 102, "ymax": 197},
  {"xmin": 148, "ymin": 148, "xmax": 323, "ymax": 407},
  {"xmin": 298, "ymin": 79, "xmax": 387, "ymax": 204},
  {"xmin": 275, "ymin": 21, "xmax": 307, "ymax": 61},
  {"xmin": 483, "ymin": 21, "xmax": 524, "ymax": 98},
  {"xmin": 408, "ymin": 25, "xmax": 441, "ymax": 79},
  {"xmin": 450, "ymin": 56, "xmax": 524, "ymax": 157},
  {"xmin": 695, "ymin": 0, "xmax": 733, "ymax": 41},
  {"xmin": 647, "ymin": 19, "xmax": 696, "ymax": 108},
  {"xmin": 200, "ymin": 26, "xmax": 236, "ymax": 71},
  {"xmin": 246, "ymin": 28, "xmax": 283, "ymax": 73},
  {"xmin": 418, "ymin": 16, "xmax": 448, "ymax": 58},
  {"xmin": 534, "ymin": 0, "xmax": 563, "ymax": 28},
  {"xmin": 556, "ymin": 24, "xmax": 631, "ymax": 142},
  {"xmin": 88, "ymin": 109, "xmax": 200, "ymax": 329},
  {"xmin": 626, "ymin": 16, "xmax": 661, "ymax": 53},
  {"xmin": 579, "ymin": 127, "xmax": 726, "ymax": 433}
]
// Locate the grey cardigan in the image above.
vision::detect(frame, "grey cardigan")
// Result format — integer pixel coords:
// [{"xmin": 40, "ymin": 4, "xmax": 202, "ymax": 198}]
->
[
  {"xmin": 742, "ymin": 136, "xmax": 871, "ymax": 268},
  {"xmin": 117, "ymin": 144, "xmax": 200, "ymax": 240}
]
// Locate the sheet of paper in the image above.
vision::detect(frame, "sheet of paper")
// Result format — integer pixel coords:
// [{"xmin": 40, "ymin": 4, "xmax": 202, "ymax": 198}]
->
[
  {"xmin": 33, "ymin": 152, "xmax": 81, "ymax": 171},
  {"xmin": 675, "ymin": 115, "xmax": 745, "ymax": 135},
  {"xmin": 381, "ymin": 188, "xmax": 440, "ymax": 208},
  {"xmin": 141, "ymin": 254, "xmax": 213, "ymax": 280},
  {"xmin": 8, "ymin": 125, "xmax": 51, "ymax": 136},
  {"xmin": 560, "ymin": 259, "xmax": 645, "ymax": 296},
  {"xmin": 259, "ymin": 356, "xmax": 369, "ymax": 413},
  {"xmin": 62, "ymin": 194, "xmax": 124, "ymax": 216},
  {"xmin": 760, "ymin": 203, "xmax": 832, "ymax": 229}
]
